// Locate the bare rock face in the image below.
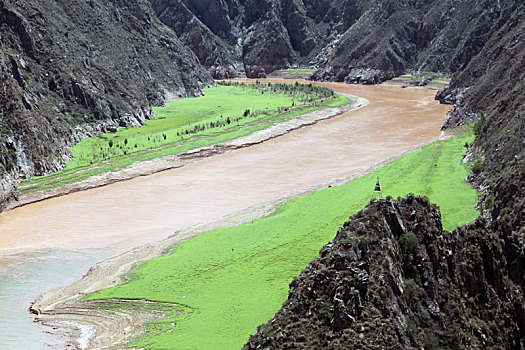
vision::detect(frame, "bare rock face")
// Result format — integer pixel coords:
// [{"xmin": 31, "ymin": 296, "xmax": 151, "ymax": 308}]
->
[
  {"xmin": 312, "ymin": 0, "xmax": 520, "ymax": 85},
  {"xmin": 0, "ymin": 0, "xmax": 213, "ymax": 207},
  {"xmin": 244, "ymin": 195, "xmax": 525, "ymax": 349},
  {"xmin": 243, "ymin": 9, "xmax": 294, "ymax": 78},
  {"xmin": 242, "ymin": 0, "xmax": 371, "ymax": 77},
  {"xmin": 150, "ymin": 0, "xmax": 372, "ymax": 78},
  {"xmin": 150, "ymin": 0, "xmax": 238, "ymax": 79}
]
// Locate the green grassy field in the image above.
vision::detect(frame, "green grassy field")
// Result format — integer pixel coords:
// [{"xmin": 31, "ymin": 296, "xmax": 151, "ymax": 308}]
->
[
  {"xmin": 398, "ymin": 73, "xmax": 451, "ymax": 82},
  {"xmin": 20, "ymin": 83, "xmax": 347, "ymax": 191},
  {"xmin": 87, "ymin": 133, "xmax": 479, "ymax": 349}
]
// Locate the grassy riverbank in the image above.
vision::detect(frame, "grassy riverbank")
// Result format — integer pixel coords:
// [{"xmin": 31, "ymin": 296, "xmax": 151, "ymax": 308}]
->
[
  {"xmin": 270, "ymin": 69, "xmax": 316, "ymax": 79},
  {"xmin": 87, "ymin": 132, "xmax": 479, "ymax": 349},
  {"xmin": 20, "ymin": 83, "xmax": 347, "ymax": 192}
]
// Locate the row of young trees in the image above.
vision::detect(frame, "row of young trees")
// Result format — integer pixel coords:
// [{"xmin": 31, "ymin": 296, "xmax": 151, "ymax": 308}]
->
[
  {"xmin": 77, "ymin": 82, "xmax": 336, "ymax": 166},
  {"xmin": 218, "ymin": 81, "xmax": 335, "ymax": 103}
]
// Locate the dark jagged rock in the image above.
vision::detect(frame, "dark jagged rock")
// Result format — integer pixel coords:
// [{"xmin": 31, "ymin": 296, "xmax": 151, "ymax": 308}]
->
[
  {"xmin": 244, "ymin": 195, "xmax": 525, "ymax": 349},
  {"xmin": 148, "ymin": 0, "xmax": 372, "ymax": 78},
  {"xmin": 150, "ymin": 0, "xmax": 238, "ymax": 79},
  {"xmin": 0, "ymin": 0, "xmax": 213, "ymax": 208},
  {"xmin": 313, "ymin": 0, "xmax": 518, "ymax": 82},
  {"xmin": 242, "ymin": 0, "xmax": 372, "ymax": 77}
]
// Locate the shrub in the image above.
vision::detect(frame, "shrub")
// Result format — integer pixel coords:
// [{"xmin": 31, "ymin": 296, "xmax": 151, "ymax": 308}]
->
[
  {"xmin": 147, "ymin": 91, "xmax": 158, "ymax": 103},
  {"xmin": 484, "ymin": 196, "xmax": 494, "ymax": 210},
  {"xmin": 472, "ymin": 160, "xmax": 484, "ymax": 175},
  {"xmin": 423, "ymin": 332, "xmax": 440, "ymax": 350},
  {"xmin": 108, "ymin": 139, "xmax": 113, "ymax": 148},
  {"xmin": 473, "ymin": 113, "xmax": 486, "ymax": 136},
  {"xmin": 399, "ymin": 232, "xmax": 418, "ymax": 253}
]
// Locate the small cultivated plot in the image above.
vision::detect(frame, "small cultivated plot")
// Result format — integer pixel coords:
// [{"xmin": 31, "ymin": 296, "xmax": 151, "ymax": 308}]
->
[
  {"xmin": 20, "ymin": 82, "xmax": 348, "ymax": 191},
  {"xmin": 269, "ymin": 68, "xmax": 317, "ymax": 79},
  {"xmin": 390, "ymin": 73, "xmax": 451, "ymax": 89},
  {"xmin": 275, "ymin": 68, "xmax": 316, "ymax": 73},
  {"xmin": 430, "ymin": 76, "xmax": 452, "ymax": 85},
  {"xmin": 87, "ymin": 132, "xmax": 479, "ymax": 349}
]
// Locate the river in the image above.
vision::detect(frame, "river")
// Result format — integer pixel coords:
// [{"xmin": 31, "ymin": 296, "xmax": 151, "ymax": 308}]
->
[{"xmin": 0, "ymin": 80, "xmax": 450, "ymax": 348}]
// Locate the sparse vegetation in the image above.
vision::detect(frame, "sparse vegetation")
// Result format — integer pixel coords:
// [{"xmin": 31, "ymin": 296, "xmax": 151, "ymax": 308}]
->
[
  {"xmin": 473, "ymin": 113, "xmax": 487, "ymax": 136},
  {"xmin": 275, "ymin": 68, "xmax": 316, "ymax": 73},
  {"xmin": 399, "ymin": 231, "xmax": 419, "ymax": 254},
  {"xmin": 472, "ymin": 160, "xmax": 484, "ymax": 174}
]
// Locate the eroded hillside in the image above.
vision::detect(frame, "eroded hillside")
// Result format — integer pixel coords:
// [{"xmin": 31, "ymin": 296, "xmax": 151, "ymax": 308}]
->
[{"xmin": 0, "ymin": 0, "xmax": 213, "ymax": 209}]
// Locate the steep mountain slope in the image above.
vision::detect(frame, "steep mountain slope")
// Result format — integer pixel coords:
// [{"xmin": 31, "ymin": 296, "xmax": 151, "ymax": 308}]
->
[
  {"xmin": 245, "ymin": 196, "xmax": 525, "ymax": 349},
  {"xmin": 242, "ymin": 0, "xmax": 372, "ymax": 77},
  {"xmin": 244, "ymin": 2, "xmax": 525, "ymax": 348},
  {"xmin": 148, "ymin": 0, "xmax": 372, "ymax": 78},
  {"xmin": 312, "ymin": 0, "xmax": 519, "ymax": 84},
  {"xmin": 146, "ymin": 0, "xmax": 519, "ymax": 82},
  {"xmin": 0, "ymin": 0, "xmax": 212, "ymax": 209},
  {"xmin": 150, "ymin": 0, "xmax": 238, "ymax": 79}
]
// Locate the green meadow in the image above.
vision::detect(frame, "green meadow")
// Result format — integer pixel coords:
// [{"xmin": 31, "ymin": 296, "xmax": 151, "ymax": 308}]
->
[
  {"xmin": 397, "ymin": 73, "xmax": 451, "ymax": 85},
  {"xmin": 20, "ymin": 83, "xmax": 347, "ymax": 191},
  {"xmin": 88, "ymin": 133, "xmax": 479, "ymax": 349}
]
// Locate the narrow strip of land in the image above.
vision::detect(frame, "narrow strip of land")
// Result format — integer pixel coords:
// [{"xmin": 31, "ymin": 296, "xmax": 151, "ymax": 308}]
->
[{"xmin": 6, "ymin": 91, "xmax": 361, "ymax": 212}]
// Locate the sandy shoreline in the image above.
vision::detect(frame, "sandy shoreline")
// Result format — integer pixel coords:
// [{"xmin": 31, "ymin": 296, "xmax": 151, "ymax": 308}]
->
[
  {"xmin": 26, "ymin": 92, "xmax": 366, "ymax": 349},
  {"xmin": 6, "ymin": 93, "xmax": 367, "ymax": 213},
  {"xmin": 29, "ymin": 128, "xmax": 451, "ymax": 350},
  {"xmin": 26, "ymin": 81, "xmax": 452, "ymax": 349}
]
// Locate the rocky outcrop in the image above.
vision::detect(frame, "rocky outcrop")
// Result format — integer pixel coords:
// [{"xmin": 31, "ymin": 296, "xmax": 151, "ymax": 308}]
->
[
  {"xmin": 245, "ymin": 195, "xmax": 525, "ymax": 349},
  {"xmin": 150, "ymin": 0, "xmax": 238, "ymax": 79},
  {"xmin": 0, "ymin": 0, "xmax": 212, "ymax": 207},
  {"xmin": 242, "ymin": 0, "xmax": 372, "ymax": 77},
  {"xmin": 147, "ymin": 0, "xmax": 373, "ymax": 78},
  {"xmin": 311, "ymin": 0, "xmax": 520, "ymax": 84}
]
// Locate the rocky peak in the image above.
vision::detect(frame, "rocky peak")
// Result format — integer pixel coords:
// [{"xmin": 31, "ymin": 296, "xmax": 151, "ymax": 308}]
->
[{"xmin": 245, "ymin": 195, "xmax": 525, "ymax": 349}]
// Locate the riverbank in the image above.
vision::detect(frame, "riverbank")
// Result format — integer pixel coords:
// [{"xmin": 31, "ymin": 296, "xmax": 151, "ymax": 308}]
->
[
  {"xmin": 6, "ymin": 92, "xmax": 365, "ymax": 212},
  {"xmin": 30, "ymin": 127, "xmax": 478, "ymax": 349},
  {"xmin": 1, "ymin": 80, "xmax": 452, "ymax": 348}
]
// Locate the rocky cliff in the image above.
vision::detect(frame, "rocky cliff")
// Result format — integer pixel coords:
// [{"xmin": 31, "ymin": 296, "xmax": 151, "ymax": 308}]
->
[
  {"xmin": 147, "ymin": 0, "xmax": 372, "ymax": 78},
  {"xmin": 245, "ymin": 195, "xmax": 525, "ymax": 349},
  {"xmin": 312, "ymin": 0, "xmax": 521, "ymax": 84},
  {"xmin": 149, "ymin": 0, "xmax": 239, "ymax": 79},
  {"xmin": 0, "ymin": 0, "xmax": 212, "ymax": 209},
  {"xmin": 146, "ymin": 0, "xmax": 521, "ymax": 84}
]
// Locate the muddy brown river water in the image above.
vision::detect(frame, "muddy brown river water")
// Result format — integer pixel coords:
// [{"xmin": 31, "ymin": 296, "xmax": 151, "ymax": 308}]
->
[{"xmin": 0, "ymin": 80, "xmax": 450, "ymax": 348}]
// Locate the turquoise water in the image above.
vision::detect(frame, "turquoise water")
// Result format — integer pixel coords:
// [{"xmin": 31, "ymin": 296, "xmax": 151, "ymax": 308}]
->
[{"xmin": 0, "ymin": 249, "xmax": 112, "ymax": 349}]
